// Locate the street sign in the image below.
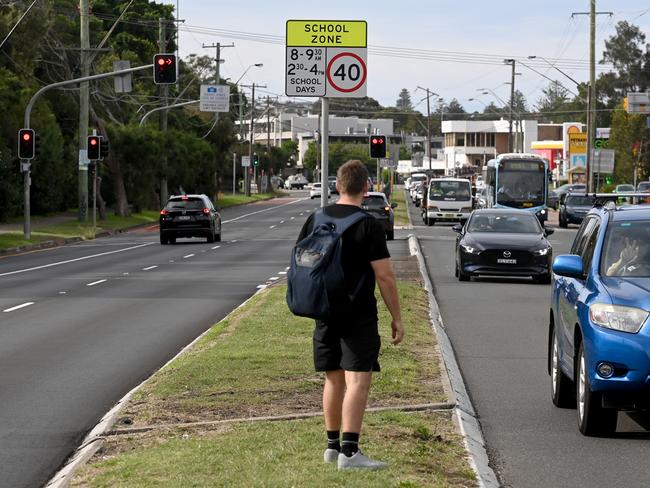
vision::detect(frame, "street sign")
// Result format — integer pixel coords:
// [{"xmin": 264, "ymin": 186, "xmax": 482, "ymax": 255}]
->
[
  {"xmin": 627, "ymin": 92, "xmax": 650, "ymax": 114},
  {"xmin": 241, "ymin": 156, "xmax": 251, "ymax": 167},
  {"xmin": 113, "ymin": 60, "xmax": 132, "ymax": 93},
  {"xmin": 200, "ymin": 84, "xmax": 230, "ymax": 113},
  {"xmin": 594, "ymin": 137, "xmax": 609, "ymax": 149},
  {"xmin": 592, "ymin": 149, "xmax": 615, "ymax": 174},
  {"xmin": 285, "ymin": 20, "xmax": 367, "ymax": 98}
]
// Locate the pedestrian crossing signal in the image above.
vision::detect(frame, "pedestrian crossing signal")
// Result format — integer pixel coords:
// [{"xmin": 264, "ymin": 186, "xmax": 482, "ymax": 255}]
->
[
  {"xmin": 18, "ymin": 129, "xmax": 35, "ymax": 159},
  {"xmin": 153, "ymin": 54, "xmax": 177, "ymax": 84},
  {"xmin": 370, "ymin": 135, "xmax": 386, "ymax": 158},
  {"xmin": 88, "ymin": 136, "xmax": 101, "ymax": 160}
]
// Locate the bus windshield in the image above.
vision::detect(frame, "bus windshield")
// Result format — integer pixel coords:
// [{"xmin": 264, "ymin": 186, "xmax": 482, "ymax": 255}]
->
[
  {"xmin": 429, "ymin": 180, "xmax": 471, "ymax": 201},
  {"xmin": 496, "ymin": 160, "xmax": 545, "ymax": 208}
]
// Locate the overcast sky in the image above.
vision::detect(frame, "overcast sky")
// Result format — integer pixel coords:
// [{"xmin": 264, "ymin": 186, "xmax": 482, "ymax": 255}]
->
[{"xmin": 161, "ymin": 1, "xmax": 650, "ymax": 115}]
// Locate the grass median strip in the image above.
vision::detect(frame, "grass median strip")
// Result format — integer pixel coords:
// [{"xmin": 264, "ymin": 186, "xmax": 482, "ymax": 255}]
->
[
  {"xmin": 391, "ymin": 186, "xmax": 410, "ymax": 227},
  {"xmin": 71, "ymin": 283, "xmax": 474, "ymax": 487}
]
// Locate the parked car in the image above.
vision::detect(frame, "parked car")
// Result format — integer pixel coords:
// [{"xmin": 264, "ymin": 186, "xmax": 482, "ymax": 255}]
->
[
  {"xmin": 309, "ymin": 182, "xmax": 330, "ymax": 200},
  {"xmin": 615, "ymin": 183, "xmax": 635, "ymax": 193},
  {"xmin": 284, "ymin": 174, "xmax": 308, "ymax": 190},
  {"xmin": 547, "ymin": 189, "xmax": 559, "ymax": 210},
  {"xmin": 549, "ymin": 203, "xmax": 650, "ymax": 436},
  {"xmin": 453, "ymin": 209, "xmax": 553, "ymax": 283},
  {"xmin": 328, "ymin": 176, "xmax": 338, "ymax": 194},
  {"xmin": 159, "ymin": 194, "xmax": 221, "ymax": 244},
  {"xmin": 559, "ymin": 193, "xmax": 595, "ymax": 228},
  {"xmin": 362, "ymin": 191, "xmax": 397, "ymax": 240},
  {"xmin": 637, "ymin": 181, "xmax": 650, "ymax": 192}
]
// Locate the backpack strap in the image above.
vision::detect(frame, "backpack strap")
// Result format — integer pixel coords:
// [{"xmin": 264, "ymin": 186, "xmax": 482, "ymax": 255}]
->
[{"xmin": 312, "ymin": 208, "xmax": 370, "ymax": 235}]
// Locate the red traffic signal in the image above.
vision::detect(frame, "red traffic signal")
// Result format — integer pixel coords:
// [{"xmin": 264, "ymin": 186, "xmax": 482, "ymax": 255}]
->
[
  {"xmin": 87, "ymin": 136, "xmax": 101, "ymax": 160},
  {"xmin": 18, "ymin": 128, "xmax": 35, "ymax": 159},
  {"xmin": 369, "ymin": 135, "xmax": 387, "ymax": 158},
  {"xmin": 153, "ymin": 54, "xmax": 177, "ymax": 84}
]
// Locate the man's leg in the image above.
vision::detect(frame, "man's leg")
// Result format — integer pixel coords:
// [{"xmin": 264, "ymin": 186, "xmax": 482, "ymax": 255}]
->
[
  {"xmin": 341, "ymin": 371, "xmax": 372, "ymax": 433},
  {"xmin": 323, "ymin": 369, "xmax": 345, "ymax": 463}
]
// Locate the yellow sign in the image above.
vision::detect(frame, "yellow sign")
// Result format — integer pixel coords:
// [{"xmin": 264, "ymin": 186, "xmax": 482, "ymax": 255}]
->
[
  {"xmin": 286, "ymin": 20, "xmax": 367, "ymax": 47},
  {"xmin": 569, "ymin": 133, "xmax": 587, "ymax": 154}
]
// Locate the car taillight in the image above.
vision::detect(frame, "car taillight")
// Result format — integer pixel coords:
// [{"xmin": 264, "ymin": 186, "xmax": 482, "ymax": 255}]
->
[
  {"xmin": 202, "ymin": 208, "xmax": 210, "ymax": 215},
  {"xmin": 160, "ymin": 209, "xmax": 168, "ymax": 215}
]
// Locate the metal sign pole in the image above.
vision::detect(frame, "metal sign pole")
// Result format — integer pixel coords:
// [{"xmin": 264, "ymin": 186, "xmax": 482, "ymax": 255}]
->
[
  {"xmin": 321, "ymin": 97, "xmax": 329, "ymax": 208},
  {"xmin": 233, "ymin": 153, "xmax": 236, "ymax": 195}
]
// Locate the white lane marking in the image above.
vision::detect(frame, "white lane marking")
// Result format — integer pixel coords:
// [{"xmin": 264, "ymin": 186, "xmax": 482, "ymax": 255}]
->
[
  {"xmin": 59, "ymin": 291, "xmax": 67, "ymax": 295},
  {"xmin": 221, "ymin": 198, "xmax": 307, "ymax": 224},
  {"xmin": 269, "ymin": 225, "xmax": 276, "ymax": 229},
  {"xmin": 86, "ymin": 279, "xmax": 107, "ymax": 287},
  {"xmin": 290, "ymin": 217, "xmax": 295, "ymax": 220},
  {"xmin": 211, "ymin": 245, "xmax": 221, "ymax": 250},
  {"xmin": 278, "ymin": 271, "xmax": 287, "ymax": 275},
  {"xmin": 123, "ymin": 272, "xmax": 129, "ymax": 275},
  {"xmin": 3, "ymin": 302, "xmax": 35, "ymax": 313},
  {"xmin": 285, "ymin": 266, "xmax": 290, "ymax": 271},
  {"xmin": 169, "ymin": 260, "xmax": 175, "ymax": 263},
  {"xmin": 256, "ymin": 284, "xmax": 267, "ymax": 289},
  {"xmin": 269, "ymin": 277, "xmax": 279, "ymax": 281},
  {"xmin": 0, "ymin": 243, "xmax": 155, "ymax": 278},
  {"xmin": 299, "ymin": 213, "xmax": 304, "ymax": 216},
  {"xmin": 142, "ymin": 265, "xmax": 158, "ymax": 271},
  {"xmin": 280, "ymin": 220, "xmax": 285, "ymax": 224},
  {"xmin": 183, "ymin": 254, "xmax": 195, "ymax": 259},
  {"xmin": 231, "ymin": 240, "xmax": 238, "ymax": 243}
]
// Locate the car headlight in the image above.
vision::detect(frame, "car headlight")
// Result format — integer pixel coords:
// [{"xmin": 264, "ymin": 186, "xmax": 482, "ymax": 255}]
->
[
  {"xmin": 539, "ymin": 209, "xmax": 547, "ymax": 215},
  {"xmin": 589, "ymin": 303, "xmax": 649, "ymax": 334},
  {"xmin": 460, "ymin": 207, "xmax": 472, "ymax": 212},
  {"xmin": 461, "ymin": 244, "xmax": 480, "ymax": 255},
  {"xmin": 533, "ymin": 247, "xmax": 551, "ymax": 256}
]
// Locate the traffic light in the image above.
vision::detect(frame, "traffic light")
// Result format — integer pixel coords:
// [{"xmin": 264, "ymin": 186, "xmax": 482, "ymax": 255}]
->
[
  {"xmin": 253, "ymin": 153, "xmax": 259, "ymax": 166},
  {"xmin": 100, "ymin": 138, "xmax": 110, "ymax": 160},
  {"xmin": 370, "ymin": 135, "xmax": 387, "ymax": 158},
  {"xmin": 18, "ymin": 128, "xmax": 35, "ymax": 159},
  {"xmin": 153, "ymin": 54, "xmax": 177, "ymax": 84},
  {"xmin": 87, "ymin": 135, "xmax": 101, "ymax": 160}
]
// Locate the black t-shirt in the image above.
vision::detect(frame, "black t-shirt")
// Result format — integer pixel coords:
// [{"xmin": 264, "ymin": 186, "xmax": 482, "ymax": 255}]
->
[{"xmin": 297, "ymin": 204, "xmax": 390, "ymax": 322}]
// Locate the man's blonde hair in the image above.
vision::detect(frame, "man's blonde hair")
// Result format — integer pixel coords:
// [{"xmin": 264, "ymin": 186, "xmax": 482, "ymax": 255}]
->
[{"xmin": 336, "ymin": 160, "xmax": 368, "ymax": 196}]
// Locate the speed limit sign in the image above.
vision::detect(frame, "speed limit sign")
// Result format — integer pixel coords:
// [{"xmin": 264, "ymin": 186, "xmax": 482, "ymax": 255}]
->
[{"xmin": 326, "ymin": 48, "xmax": 367, "ymax": 97}]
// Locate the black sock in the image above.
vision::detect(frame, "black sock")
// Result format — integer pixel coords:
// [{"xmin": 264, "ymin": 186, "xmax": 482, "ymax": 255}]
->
[
  {"xmin": 341, "ymin": 432, "xmax": 359, "ymax": 457},
  {"xmin": 327, "ymin": 430, "xmax": 340, "ymax": 451}
]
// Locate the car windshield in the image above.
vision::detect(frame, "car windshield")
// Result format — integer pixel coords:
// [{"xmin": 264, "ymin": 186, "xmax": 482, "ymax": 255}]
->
[
  {"xmin": 638, "ymin": 182, "xmax": 650, "ymax": 191},
  {"xmin": 362, "ymin": 195, "xmax": 387, "ymax": 207},
  {"xmin": 617, "ymin": 185, "xmax": 635, "ymax": 192},
  {"xmin": 429, "ymin": 180, "xmax": 471, "ymax": 201},
  {"xmin": 602, "ymin": 220, "xmax": 650, "ymax": 277},
  {"xmin": 468, "ymin": 213, "xmax": 541, "ymax": 234},
  {"xmin": 166, "ymin": 198, "xmax": 204, "ymax": 210},
  {"xmin": 566, "ymin": 195, "xmax": 594, "ymax": 206}
]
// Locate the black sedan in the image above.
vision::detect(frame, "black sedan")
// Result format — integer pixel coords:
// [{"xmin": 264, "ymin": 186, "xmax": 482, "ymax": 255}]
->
[
  {"xmin": 453, "ymin": 209, "xmax": 553, "ymax": 283},
  {"xmin": 159, "ymin": 194, "xmax": 222, "ymax": 244},
  {"xmin": 362, "ymin": 191, "xmax": 397, "ymax": 240}
]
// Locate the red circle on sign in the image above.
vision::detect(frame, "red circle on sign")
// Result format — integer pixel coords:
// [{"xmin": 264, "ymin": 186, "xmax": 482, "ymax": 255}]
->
[{"xmin": 327, "ymin": 52, "xmax": 367, "ymax": 93}]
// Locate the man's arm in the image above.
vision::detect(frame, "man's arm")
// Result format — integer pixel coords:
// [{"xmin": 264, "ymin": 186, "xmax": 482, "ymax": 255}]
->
[{"xmin": 371, "ymin": 258, "xmax": 404, "ymax": 345}]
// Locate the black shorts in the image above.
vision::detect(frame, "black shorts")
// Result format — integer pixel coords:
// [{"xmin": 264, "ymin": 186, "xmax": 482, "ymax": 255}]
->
[{"xmin": 313, "ymin": 320, "xmax": 381, "ymax": 372}]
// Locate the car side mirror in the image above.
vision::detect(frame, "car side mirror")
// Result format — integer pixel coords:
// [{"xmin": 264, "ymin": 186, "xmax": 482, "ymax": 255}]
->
[
  {"xmin": 544, "ymin": 227, "xmax": 554, "ymax": 236},
  {"xmin": 452, "ymin": 224, "xmax": 463, "ymax": 233},
  {"xmin": 552, "ymin": 255, "xmax": 583, "ymax": 279},
  {"xmin": 391, "ymin": 202, "xmax": 398, "ymax": 209}
]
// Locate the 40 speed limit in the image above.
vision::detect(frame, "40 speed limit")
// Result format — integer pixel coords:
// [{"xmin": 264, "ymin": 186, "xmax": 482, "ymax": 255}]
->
[
  {"xmin": 326, "ymin": 48, "xmax": 367, "ymax": 97},
  {"xmin": 285, "ymin": 47, "xmax": 326, "ymax": 96}
]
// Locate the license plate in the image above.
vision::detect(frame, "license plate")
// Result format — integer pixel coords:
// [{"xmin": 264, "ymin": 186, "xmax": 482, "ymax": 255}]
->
[
  {"xmin": 177, "ymin": 216, "xmax": 191, "ymax": 220},
  {"xmin": 497, "ymin": 258, "xmax": 517, "ymax": 264},
  {"xmin": 444, "ymin": 213, "xmax": 454, "ymax": 218}
]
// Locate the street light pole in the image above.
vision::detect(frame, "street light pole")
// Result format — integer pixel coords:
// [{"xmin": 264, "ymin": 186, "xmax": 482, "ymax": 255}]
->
[
  {"xmin": 504, "ymin": 59, "xmax": 516, "ymax": 153},
  {"xmin": 416, "ymin": 86, "xmax": 439, "ymax": 172}
]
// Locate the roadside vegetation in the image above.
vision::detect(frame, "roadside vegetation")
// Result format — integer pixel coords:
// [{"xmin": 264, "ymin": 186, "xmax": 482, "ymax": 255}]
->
[
  {"xmin": 391, "ymin": 185, "xmax": 410, "ymax": 227},
  {"xmin": 71, "ymin": 283, "xmax": 475, "ymax": 487}
]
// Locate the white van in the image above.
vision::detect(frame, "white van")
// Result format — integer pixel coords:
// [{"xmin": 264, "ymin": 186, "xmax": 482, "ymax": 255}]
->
[{"xmin": 423, "ymin": 178, "xmax": 473, "ymax": 225}]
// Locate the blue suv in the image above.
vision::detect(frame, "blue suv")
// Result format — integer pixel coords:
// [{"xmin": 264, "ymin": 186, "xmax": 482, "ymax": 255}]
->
[{"xmin": 549, "ymin": 203, "xmax": 650, "ymax": 436}]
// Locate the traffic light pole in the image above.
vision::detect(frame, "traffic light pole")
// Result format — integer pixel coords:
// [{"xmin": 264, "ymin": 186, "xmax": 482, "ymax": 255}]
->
[{"xmin": 21, "ymin": 64, "xmax": 153, "ymax": 239}]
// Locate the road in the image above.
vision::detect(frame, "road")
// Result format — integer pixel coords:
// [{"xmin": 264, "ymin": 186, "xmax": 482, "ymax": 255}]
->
[
  {"xmin": 408, "ymin": 196, "xmax": 650, "ymax": 487},
  {"xmin": 0, "ymin": 193, "xmax": 320, "ymax": 488}
]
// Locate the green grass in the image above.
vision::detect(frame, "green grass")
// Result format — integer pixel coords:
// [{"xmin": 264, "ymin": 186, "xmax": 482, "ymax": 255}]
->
[
  {"xmin": 0, "ymin": 212, "xmax": 158, "ymax": 250},
  {"xmin": 215, "ymin": 192, "xmax": 285, "ymax": 209},
  {"xmin": 392, "ymin": 186, "xmax": 410, "ymax": 227},
  {"xmin": 71, "ymin": 283, "xmax": 473, "ymax": 488}
]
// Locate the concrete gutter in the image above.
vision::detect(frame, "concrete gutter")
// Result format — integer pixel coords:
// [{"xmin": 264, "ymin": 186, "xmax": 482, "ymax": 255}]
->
[{"xmin": 408, "ymin": 234, "xmax": 500, "ymax": 488}]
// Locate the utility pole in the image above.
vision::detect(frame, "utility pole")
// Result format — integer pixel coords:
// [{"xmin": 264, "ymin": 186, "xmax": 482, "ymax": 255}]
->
[
  {"xmin": 78, "ymin": 0, "xmax": 90, "ymax": 222},
  {"xmin": 158, "ymin": 18, "xmax": 169, "ymax": 207},
  {"xmin": 202, "ymin": 42, "xmax": 234, "ymax": 201},
  {"xmin": 416, "ymin": 86, "xmax": 438, "ymax": 172},
  {"xmin": 241, "ymin": 83, "xmax": 266, "ymax": 196},
  {"xmin": 504, "ymin": 59, "xmax": 516, "ymax": 153},
  {"xmin": 573, "ymin": 3, "xmax": 612, "ymax": 193}
]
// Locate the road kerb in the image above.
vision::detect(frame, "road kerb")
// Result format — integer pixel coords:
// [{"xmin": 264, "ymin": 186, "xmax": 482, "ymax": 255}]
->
[{"xmin": 408, "ymin": 234, "xmax": 500, "ymax": 488}]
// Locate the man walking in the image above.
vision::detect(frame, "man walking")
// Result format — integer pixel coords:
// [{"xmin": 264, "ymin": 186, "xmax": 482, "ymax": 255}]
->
[{"xmin": 296, "ymin": 160, "xmax": 404, "ymax": 470}]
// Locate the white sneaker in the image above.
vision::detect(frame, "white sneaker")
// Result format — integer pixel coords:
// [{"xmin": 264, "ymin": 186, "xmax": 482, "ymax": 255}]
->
[
  {"xmin": 324, "ymin": 448, "xmax": 339, "ymax": 463},
  {"xmin": 337, "ymin": 450, "xmax": 388, "ymax": 470}
]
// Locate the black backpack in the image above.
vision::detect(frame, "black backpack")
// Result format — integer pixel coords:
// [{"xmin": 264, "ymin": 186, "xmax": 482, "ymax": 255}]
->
[{"xmin": 286, "ymin": 209, "xmax": 370, "ymax": 321}]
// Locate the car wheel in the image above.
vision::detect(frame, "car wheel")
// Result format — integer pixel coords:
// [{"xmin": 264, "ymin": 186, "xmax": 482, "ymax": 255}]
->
[
  {"xmin": 454, "ymin": 260, "xmax": 459, "ymax": 277},
  {"xmin": 559, "ymin": 213, "xmax": 568, "ymax": 228},
  {"xmin": 310, "ymin": 196, "xmax": 314, "ymax": 199},
  {"xmin": 207, "ymin": 229, "xmax": 215, "ymax": 243},
  {"xmin": 215, "ymin": 230, "xmax": 221, "ymax": 242},
  {"xmin": 159, "ymin": 234, "xmax": 167, "ymax": 245},
  {"xmin": 534, "ymin": 273, "xmax": 552, "ymax": 284},
  {"xmin": 577, "ymin": 343, "xmax": 617, "ymax": 436},
  {"xmin": 550, "ymin": 327, "xmax": 575, "ymax": 408},
  {"xmin": 386, "ymin": 230, "xmax": 394, "ymax": 241},
  {"xmin": 428, "ymin": 217, "xmax": 435, "ymax": 226},
  {"xmin": 458, "ymin": 257, "xmax": 470, "ymax": 281},
  {"xmin": 168, "ymin": 235, "xmax": 176, "ymax": 244}
]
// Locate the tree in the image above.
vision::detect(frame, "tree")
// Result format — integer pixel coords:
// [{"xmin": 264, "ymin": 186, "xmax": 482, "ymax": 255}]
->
[
  {"xmin": 395, "ymin": 89, "xmax": 413, "ymax": 111},
  {"xmin": 311, "ymin": 97, "xmax": 383, "ymax": 118},
  {"xmin": 442, "ymin": 98, "xmax": 466, "ymax": 121},
  {"xmin": 510, "ymin": 90, "xmax": 528, "ymax": 115},
  {"xmin": 608, "ymin": 102, "xmax": 650, "ymax": 184},
  {"xmin": 535, "ymin": 81, "xmax": 571, "ymax": 122},
  {"xmin": 601, "ymin": 21, "xmax": 649, "ymax": 94}
]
